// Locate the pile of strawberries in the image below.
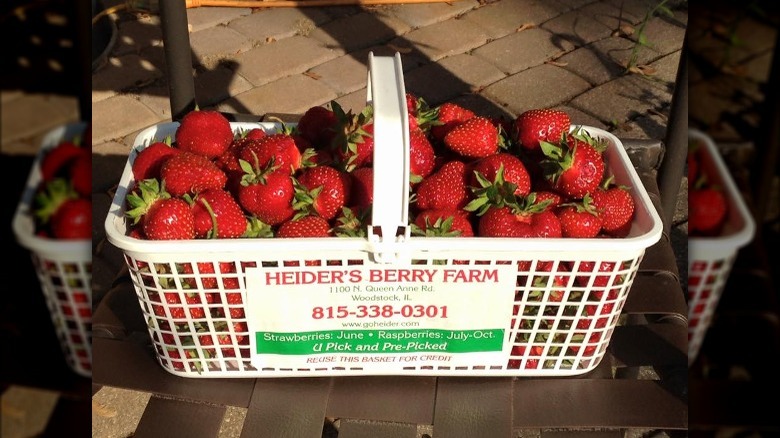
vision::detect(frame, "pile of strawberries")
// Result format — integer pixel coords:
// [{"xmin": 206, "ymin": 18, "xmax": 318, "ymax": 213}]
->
[
  {"xmin": 688, "ymin": 139, "xmax": 728, "ymax": 236},
  {"xmin": 32, "ymin": 125, "xmax": 92, "ymax": 240},
  {"xmin": 124, "ymin": 97, "xmax": 636, "ymax": 241}
]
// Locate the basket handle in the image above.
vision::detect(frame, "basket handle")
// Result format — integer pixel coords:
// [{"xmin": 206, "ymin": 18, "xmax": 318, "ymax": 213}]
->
[{"xmin": 365, "ymin": 52, "xmax": 411, "ymax": 263}]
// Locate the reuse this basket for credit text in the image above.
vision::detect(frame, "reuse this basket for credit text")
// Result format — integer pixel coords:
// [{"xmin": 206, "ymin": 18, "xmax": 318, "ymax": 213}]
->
[
  {"xmin": 12, "ymin": 123, "xmax": 92, "ymax": 378},
  {"xmin": 687, "ymin": 129, "xmax": 755, "ymax": 365},
  {"xmin": 105, "ymin": 54, "xmax": 662, "ymax": 378}
]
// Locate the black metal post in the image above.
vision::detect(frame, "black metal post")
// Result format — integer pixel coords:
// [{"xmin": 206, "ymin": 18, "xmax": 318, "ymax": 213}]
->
[
  {"xmin": 752, "ymin": 30, "xmax": 780, "ymax": 234},
  {"xmin": 159, "ymin": 0, "xmax": 197, "ymax": 122},
  {"xmin": 75, "ymin": 1, "xmax": 91, "ymax": 123},
  {"xmin": 657, "ymin": 38, "xmax": 689, "ymax": 236}
]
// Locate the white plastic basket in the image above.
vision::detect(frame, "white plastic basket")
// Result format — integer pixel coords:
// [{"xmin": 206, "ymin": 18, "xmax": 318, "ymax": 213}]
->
[
  {"xmin": 687, "ymin": 129, "xmax": 755, "ymax": 365},
  {"xmin": 105, "ymin": 53, "xmax": 662, "ymax": 378},
  {"xmin": 12, "ymin": 122, "xmax": 92, "ymax": 378}
]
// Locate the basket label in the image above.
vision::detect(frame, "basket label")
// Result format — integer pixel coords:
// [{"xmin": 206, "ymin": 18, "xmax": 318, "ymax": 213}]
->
[{"xmin": 245, "ymin": 265, "xmax": 516, "ymax": 369}]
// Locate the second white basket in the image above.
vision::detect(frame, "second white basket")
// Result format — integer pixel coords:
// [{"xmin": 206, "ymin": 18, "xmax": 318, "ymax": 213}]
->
[
  {"xmin": 12, "ymin": 122, "xmax": 93, "ymax": 378},
  {"xmin": 687, "ymin": 129, "xmax": 756, "ymax": 366}
]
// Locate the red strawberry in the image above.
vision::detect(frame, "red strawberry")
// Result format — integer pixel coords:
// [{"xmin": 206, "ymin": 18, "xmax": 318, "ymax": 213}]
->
[
  {"xmin": 409, "ymin": 128, "xmax": 436, "ymax": 183},
  {"xmin": 277, "ymin": 215, "xmax": 331, "ymax": 238},
  {"xmin": 239, "ymin": 133, "xmax": 302, "ymax": 175},
  {"xmin": 534, "ymin": 191, "xmax": 562, "ymax": 211},
  {"xmin": 572, "ymin": 261, "xmax": 617, "ymax": 289},
  {"xmin": 132, "ymin": 140, "xmax": 180, "ymax": 181},
  {"xmin": 296, "ymin": 104, "xmax": 337, "ymax": 148},
  {"xmin": 50, "ymin": 198, "xmax": 91, "ymax": 239},
  {"xmin": 236, "ymin": 164, "xmax": 295, "ymax": 226},
  {"xmin": 191, "ymin": 189, "xmax": 248, "ymax": 238},
  {"xmin": 33, "ymin": 178, "xmax": 91, "ymax": 239},
  {"xmin": 143, "ymin": 198, "xmax": 196, "ymax": 240},
  {"xmin": 226, "ymin": 292, "xmax": 245, "ymax": 318},
  {"xmin": 405, "ymin": 93, "xmax": 437, "ymax": 133},
  {"xmin": 69, "ymin": 150, "xmax": 91, "ymax": 197},
  {"xmin": 541, "ymin": 129, "xmax": 605, "ymax": 199},
  {"xmin": 332, "ymin": 206, "xmax": 370, "ymax": 237},
  {"xmin": 40, "ymin": 140, "xmax": 84, "ymax": 182},
  {"xmin": 508, "ymin": 345, "xmax": 543, "ymax": 369},
  {"xmin": 331, "ymin": 103, "xmax": 374, "ymax": 171},
  {"xmin": 590, "ymin": 183, "xmax": 635, "ymax": 237},
  {"xmin": 429, "ymin": 102, "xmax": 475, "ymax": 141},
  {"xmin": 244, "ymin": 127, "xmax": 266, "ymax": 140},
  {"xmin": 470, "ymin": 153, "xmax": 531, "ymax": 197},
  {"xmin": 478, "ymin": 205, "xmax": 562, "ymax": 238},
  {"xmin": 175, "ymin": 110, "xmax": 234, "ymax": 158},
  {"xmin": 515, "ymin": 108, "xmax": 570, "ymax": 152},
  {"xmin": 443, "ymin": 116, "xmax": 499, "ymax": 159},
  {"xmin": 415, "ymin": 160, "xmax": 471, "ymax": 211},
  {"xmin": 556, "ymin": 195, "xmax": 602, "ymax": 238},
  {"xmin": 412, "ymin": 209, "xmax": 474, "ymax": 237},
  {"xmin": 293, "ymin": 165, "xmax": 351, "ymax": 220},
  {"xmin": 349, "ymin": 167, "xmax": 374, "ymax": 209},
  {"xmin": 689, "ymin": 188, "xmax": 727, "ymax": 235},
  {"xmin": 160, "ymin": 151, "xmax": 228, "ymax": 197}
]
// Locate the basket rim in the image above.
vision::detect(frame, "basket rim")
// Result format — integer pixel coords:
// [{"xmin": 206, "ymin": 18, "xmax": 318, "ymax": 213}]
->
[
  {"xmin": 687, "ymin": 129, "xmax": 756, "ymax": 251},
  {"xmin": 105, "ymin": 121, "xmax": 663, "ymax": 256},
  {"xmin": 12, "ymin": 122, "xmax": 91, "ymax": 258}
]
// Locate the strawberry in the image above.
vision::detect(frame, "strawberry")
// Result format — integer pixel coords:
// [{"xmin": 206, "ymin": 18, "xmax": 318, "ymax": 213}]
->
[
  {"xmin": 293, "ymin": 165, "xmax": 351, "ymax": 220},
  {"xmin": 556, "ymin": 195, "xmax": 602, "ymax": 238},
  {"xmin": 191, "ymin": 189, "xmax": 248, "ymax": 238},
  {"xmin": 277, "ymin": 215, "xmax": 331, "ymax": 238},
  {"xmin": 507, "ymin": 345, "xmax": 543, "ymax": 369},
  {"xmin": 415, "ymin": 160, "xmax": 471, "ymax": 211},
  {"xmin": 443, "ymin": 116, "xmax": 499, "ymax": 159},
  {"xmin": 50, "ymin": 198, "xmax": 91, "ymax": 239},
  {"xmin": 540, "ymin": 129, "xmax": 606, "ymax": 199},
  {"xmin": 236, "ymin": 162, "xmax": 295, "ymax": 226},
  {"xmin": 132, "ymin": 140, "xmax": 179, "ymax": 182},
  {"xmin": 412, "ymin": 209, "xmax": 474, "ymax": 237},
  {"xmin": 143, "ymin": 197, "xmax": 196, "ymax": 240},
  {"xmin": 470, "ymin": 153, "xmax": 531, "ymax": 197},
  {"xmin": 226, "ymin": 292, "xmax": 245, "ymax": 318},
  {"xmin": 175, "ymin": 110, "xmax": 234, "ymax": 158},
  {"xmin": 239, "ymin": 133, "xmax": 302, "ymax": 175},
  {"xmin": 40, "ymin": 140, "xmax": 83, "ymax": 182},
  {"xmin": 409, "ymin": 128, "xmax": 436, "ymax": 183},
  {"xmin": 590, "ymin": 182, "xmax": 635, "ymax": 237},
  {"xmin": 296, "ymin": 104, "xmax": 337, "ymax": 148},
  {"xmin": 160, "ymin": 151, "xmax": 228, "ymax": 197},
  {"xmin": 478, "ymin": 203, "xmax": 562, "ymax": 238},
  {"xmin": 244, "ymin": 127, "xmax": 266, "ymax": 140},
  {"xmin": 125, "ymin": 178, "xmax": 169, "ymax": 227},
  {"xmin": 349, "ymin": 167, "xmax": 374, "ymax": 209},
  {"xmin": 515, "ymin": 108, "xmax": 570, "ymax": 152},
  {"xmin": 572, "ymin": 261, "xmax": 617, "ymax": 289},
  {"xmin": 689, "ymin": 187, "xmax": 727, "ymax": 235},
  {"xmin": 405, "ymin": 93, "xmax": 437, "ymax": 133},
  {"xmin": 68, "ymin": 150, "xmax": 91, "ymax": 197},
  {"xmin": 429, "ymin": 102, "xmax": 475, "ymax": 141},
  {"xmin": 330, "ymin": 103, "xmax": 374, "ymax": 171},
  {"xmin": 332, "ymin": 206, "xmax": 370, "ymax": 237},
  {"xmin": 534, "ymin": 191, "xmax": 562, "ymax": 211},
  {"xmin": 33, "ymin": 178, "xmax": 91, "ymax": 239}
]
